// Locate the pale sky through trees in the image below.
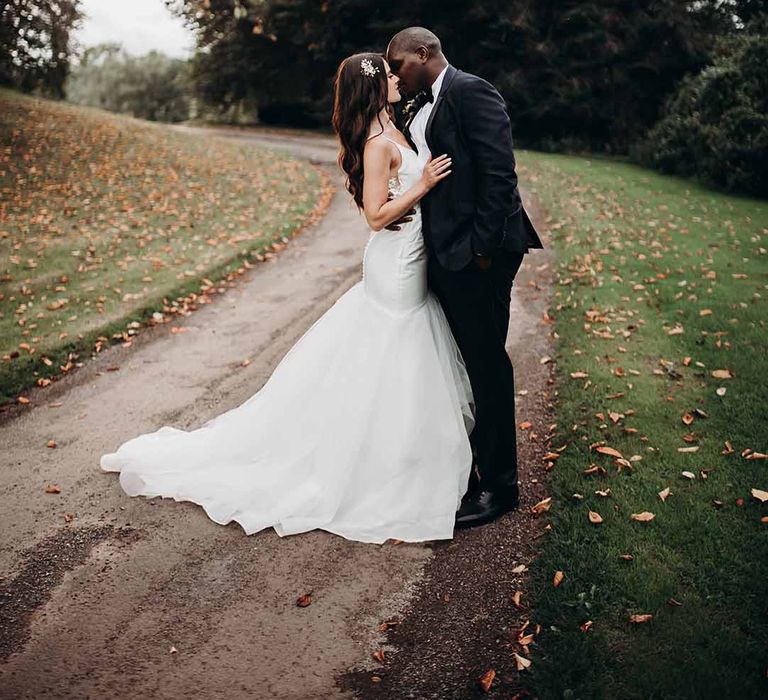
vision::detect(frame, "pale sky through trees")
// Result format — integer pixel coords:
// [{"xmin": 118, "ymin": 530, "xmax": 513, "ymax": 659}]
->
[{"xmin": 75, "ymin": 0, "xmax": 194, "ymax": 58}]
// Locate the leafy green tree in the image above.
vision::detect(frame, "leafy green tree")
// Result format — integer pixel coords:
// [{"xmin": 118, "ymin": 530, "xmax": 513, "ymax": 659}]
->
[
  {"xmin": 0, "ymin": 0, "xmax": 82, "ymax": 97},
  {"xmin": 167, "ymin": 0, "xmax": 749, "ymax": 151},
  {"xmin": 634, "ymin": 19, "xmax": 767, "ymax": 197},
  {"xmin": 66, "ymin": 44, "xmax": 192, "ymax": 123}
]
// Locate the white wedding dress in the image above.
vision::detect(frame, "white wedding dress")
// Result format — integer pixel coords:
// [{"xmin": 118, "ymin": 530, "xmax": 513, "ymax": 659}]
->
[{"xmin": 100, "ymin": 135, "xmax": 474, "ymax": 544}]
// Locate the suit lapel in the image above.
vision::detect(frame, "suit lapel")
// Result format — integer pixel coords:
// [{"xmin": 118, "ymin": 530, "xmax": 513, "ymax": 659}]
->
[{"xmin": 425, "ymin": 64, "xmax": 458, "ymax": 151}]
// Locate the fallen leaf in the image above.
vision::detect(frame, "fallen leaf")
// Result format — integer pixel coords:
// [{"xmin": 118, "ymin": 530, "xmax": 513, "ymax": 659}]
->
[
  {"xmin": 553, "ymin": 570, "xmax": 565, "ymax": 587},
  {"xmin": 479, "ymin": 668, "xmax": 496, "ymax": 692},
  {"xmin": 45, "ymin": 484, "xmax": 61, "ymax": 494},
  {"xmin": 746, "ymin": 452, "xmax": 767, "ymax": 460},
  {"xmin": 752, "ymin": 488, "xmax": 768, "ymax": 503},
  {"xmin": 513, "ymin": 653, "xmax": 532, "ymax": 671},
  {"xmin": 658, "ymin": 487, "xmax": 671, "ymax": 502},
  {"xmin": 681, "ymin": 413, "xmax": 694, "ymax": 425},
  {"xmin": 588, "ymin": 510, "xmax": 604, "ymax": 524},
  {"xmin": 631, "ymin": 511, "xmax": 655, "ymax": 522},
  {"xmin": 531, "ymin": 497, "xmax": 552, "ymax": 516},
  {"xmin": 580, "ymin": 620, "xmax": 594, "ymax": 632},
  {"xmin": 711, "ymin": 369, "xmax": 734, "ymax": 379},
  {"xmin": 682, "ymin": 471, "xmax": 696, "ymax": 480},
  {"xmin": 296, "ymin": 593, "xmax": 312, "ymax": 607},
  {"xmin": 629, "ymin": 613, "xmax": 653, "ymax": 623},
  {"xmin": 372, "ymin": 649, "xmax": 385, "ymax": 663},
  {"xmin": 595, "ymin": 445, "xmax": 624, "ymax": 459}
]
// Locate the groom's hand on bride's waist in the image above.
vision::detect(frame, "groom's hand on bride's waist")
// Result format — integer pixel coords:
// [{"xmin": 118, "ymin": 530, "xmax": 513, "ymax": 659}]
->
[{"xmin": 384, "ymin": 192, "xmax": 416, "ymax": 231}]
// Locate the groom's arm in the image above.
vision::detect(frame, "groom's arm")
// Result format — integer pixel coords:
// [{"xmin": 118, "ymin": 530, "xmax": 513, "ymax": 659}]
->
[{"xmin": 458, "ymin": 76, "xmax": 519, "ymax": 257}]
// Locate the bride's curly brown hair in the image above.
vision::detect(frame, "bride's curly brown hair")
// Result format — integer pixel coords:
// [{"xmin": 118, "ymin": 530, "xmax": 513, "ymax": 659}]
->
[{"xmin": 332, "ymin": 53, "xmax": 392, "ymax": 210}]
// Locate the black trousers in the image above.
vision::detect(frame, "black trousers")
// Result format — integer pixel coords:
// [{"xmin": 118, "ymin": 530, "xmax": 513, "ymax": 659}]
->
[{"xmin": 427, "ymin": 248, "xmax": 525, "ymax": 492}]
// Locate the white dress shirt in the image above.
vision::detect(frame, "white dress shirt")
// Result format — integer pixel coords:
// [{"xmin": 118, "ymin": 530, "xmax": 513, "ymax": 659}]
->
[{"xmin": 409, "ymin": 65, "xmax": 449, "ymax": 170}]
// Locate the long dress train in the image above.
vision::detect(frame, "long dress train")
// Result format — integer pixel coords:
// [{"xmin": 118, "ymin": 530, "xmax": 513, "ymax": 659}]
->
[{"xmin": 100, "ymin": 136, "xmax": 474, "ymax": 544}]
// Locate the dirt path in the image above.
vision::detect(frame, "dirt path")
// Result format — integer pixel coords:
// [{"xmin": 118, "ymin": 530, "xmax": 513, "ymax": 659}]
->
[{"xmin": 0, "ymin": 128, "xmax": 554, "ymax": 699}]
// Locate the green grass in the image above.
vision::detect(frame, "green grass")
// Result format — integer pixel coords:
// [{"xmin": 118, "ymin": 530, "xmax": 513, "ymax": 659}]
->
[
  {"xmin": 0, "ymin": 89, "xmax": 326, "ymax": 404},
  {"xmin": 517, "ymin": 151, "xmax": 768, "ymax": 700}
]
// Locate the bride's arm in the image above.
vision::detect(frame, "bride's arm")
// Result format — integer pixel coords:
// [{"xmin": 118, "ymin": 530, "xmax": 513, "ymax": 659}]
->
[{"xmin": 362, "ymin": 140, "xmax": 451, "ymax": 232}]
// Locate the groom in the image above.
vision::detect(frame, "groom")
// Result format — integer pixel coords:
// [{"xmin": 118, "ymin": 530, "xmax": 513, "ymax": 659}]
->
[{"xmin": 385, "ymin": 27, "xmax": 544, "ymax": 528}]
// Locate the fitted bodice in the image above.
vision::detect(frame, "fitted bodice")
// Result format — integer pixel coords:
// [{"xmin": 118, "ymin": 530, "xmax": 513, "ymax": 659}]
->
[
  {"xmin": 362, "ymin": 136, "xmax": 427, "ymax": 316},
  {"xmin": 385, "ymin": 137, "xmax": 423, "ymax": 197}
]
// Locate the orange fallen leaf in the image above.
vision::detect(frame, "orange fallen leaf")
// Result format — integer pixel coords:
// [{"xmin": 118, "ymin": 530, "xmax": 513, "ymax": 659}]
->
[
  {"xmin": 45, "ymin": 484, "xmax": 61, "ymax": 494},
  {"xmin": 531, "ymin": 497, "xmax": 552, "ymax": 516},
  {"xmin": 46, "ymin": 439, "xmax": 57, "ymax": 449},
  {"xmin": 519, "ymin": 421, "xmax": 532, "ymax": 430},
  {"xmin": 746, "ymin": 452, "xmax": 767, "ymax": 460},
  {"xmin": 681, "ymin": 412, "xmax": 694, "ymax": 425},
  {"xmin": 588, "ymin": 510, "xmax": 603, "ymax": 524},
  {"xmin": 595, "ymin": 445, "xmax": 624, "ymax": 459},
  {"xmin": 296, "ymin": 593, "xmax": 312, "ymax": 607},
  {"xmin": 629, "ymin": 613, "xmax": 653, "ymax": 624},
  {"xmin": 553, "ymin": 570, "xmax": 565, "ymax": 587},
  {"xmin": 478, "ymin": 668, "xmax": 496, "ymax": 692},
  {"xmin": 580, "ymin": 620, "xmax": 593, "ymax": 632},
  {"xmin": 372, "ymin": 649, "xmax": 385, "ymax": 663}
]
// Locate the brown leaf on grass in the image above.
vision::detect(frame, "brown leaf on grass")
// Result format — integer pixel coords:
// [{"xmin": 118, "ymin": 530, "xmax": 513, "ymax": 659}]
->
[
  {"xmin": 631, "ymin": 511, "xmax": 655, "ymax": 522},
  {"xmin": 588, "ymin": 510, "xmax": 604, "ymax": 524},
  {"xmin": 570, "ymin": 371, "xmax": 589, "ymax": 379},
  {"xmin": 711, "ymin": 369, "xmax": 734, "ymax": 379},
  {"xmin": 595, "ymin": 445, "xmax": 624, "ymax": 459},
  {"xmin": 580, "ymin": 620, "xmax": 594, "ymax": 632},
  {"xmin": 668, "ymin": 598, "xmax": 683, "ymax": 607},
  {"xmin": 681, "ymin": 412, "xmax": 694, "ymax": 425},
  {"xmin": 658, "ymin": 487, "xmax": 671, "ymax": 502},
  {"xmin": 372, "ymin": 649, "xmax": 385, "ymax": 663},
  {"xmin": 751, "ymin": 489, "xmax": 768, "ymax": 503},
  {"xmin": 296, "ymin": 593, "xmax": 312, "ymax": 607},
  {"xmin": 746, "ymin": 452, "xmax": 768, "ymax": 460},
  {"xmin": 553, "ymin": 570, "xmax": 565, "ymax": 587},
  {"xmin": 511, "ymin": 591, "xmax": 523, "ymax": 608},
  {"xmin": 519, "ymin": 421, "xmax": 532, "ymax": 430},
  {"xmin": 682, "ymin": 471, "xmax": 696, "ymax": 480},
  {"xmin": 478, "ymin": 668, "xmax": 496, "ymax": 692},
  {"xmin": 629, "ymin": 613, "xmax": 653, "ymax": 623},
  {"xmin": 678, "ymin": 446, "xmax": 700, "ymax": 453},
  {"xmin": 608, "ymin": 411, "xmax": 623, "ymax": 424},
  {"xmin": 44, "ymin": 484, "xmax": 61, "ymax": 494},
  {"xmin": 619, "ymin": 553, "xmax": 634, "ymax": 561}
]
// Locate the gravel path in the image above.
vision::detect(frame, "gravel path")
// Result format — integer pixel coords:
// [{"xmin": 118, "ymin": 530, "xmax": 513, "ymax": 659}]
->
[{"xmin": 0, "ymin": 127, "xmax": 554, "ymax": 699}]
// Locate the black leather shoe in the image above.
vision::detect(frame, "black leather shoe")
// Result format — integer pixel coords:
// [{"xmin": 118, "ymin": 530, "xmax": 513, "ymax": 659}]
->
[{"xmin": 455, "ymin": 483, "xmax": 520, "ymax": 528}]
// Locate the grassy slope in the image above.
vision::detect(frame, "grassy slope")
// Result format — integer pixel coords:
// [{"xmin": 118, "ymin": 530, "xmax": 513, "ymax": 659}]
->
[
  {"xmin": 517, "ymin": 152, "xmax": 768, "ymax": 699},
  {"xmin": 0, "ymin": 89, "xmax": 326, "ymax": 403}
]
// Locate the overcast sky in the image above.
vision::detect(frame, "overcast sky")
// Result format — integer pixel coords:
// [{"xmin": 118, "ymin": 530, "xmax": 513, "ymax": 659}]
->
[{"xmin": 75, "ymin": 0, "xmax": 195, "ymax": 58}]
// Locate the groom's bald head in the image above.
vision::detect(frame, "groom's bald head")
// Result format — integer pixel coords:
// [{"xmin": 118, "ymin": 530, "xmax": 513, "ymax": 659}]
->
[
  {"xmin": 386, "ymin": 27, "xmax": 448, "ymax": 95},
  {"xmin": 387, "ymin": 27, "xmax": 442, "ymax": 57}
]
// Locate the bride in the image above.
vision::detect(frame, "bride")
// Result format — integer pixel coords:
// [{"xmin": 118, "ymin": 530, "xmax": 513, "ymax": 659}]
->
[{"xmin": 100, "ymin": 53, "xmax": 474, "ymax": 544}]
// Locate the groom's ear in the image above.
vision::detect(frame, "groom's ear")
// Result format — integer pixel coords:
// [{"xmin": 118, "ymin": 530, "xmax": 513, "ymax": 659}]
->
[{"xmin": 416, "ymin": 46, "xmax": 430, "ymax": 63}]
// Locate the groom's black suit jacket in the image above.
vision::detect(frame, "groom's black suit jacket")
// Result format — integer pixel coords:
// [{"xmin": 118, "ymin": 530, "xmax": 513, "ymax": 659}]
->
[{"xmin": 403, "ymin": 65, "xmax": 544, "ymax": 271}]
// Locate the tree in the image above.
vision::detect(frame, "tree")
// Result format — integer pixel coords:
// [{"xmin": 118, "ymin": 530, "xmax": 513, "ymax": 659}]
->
[
  {"xmin": 633, "ymin": 18, "xmax": 768, "ymax": 197},
  {"xmin": 0, "ymin": 0, "xmax": 82, "ymax": 97},
  {"xmin": 65, "ymin": 44, "xmax": 193, "ymax": 123},
  {"xmin": 167, "ymin": 0, "xmax": 747, "ymax": 151}
]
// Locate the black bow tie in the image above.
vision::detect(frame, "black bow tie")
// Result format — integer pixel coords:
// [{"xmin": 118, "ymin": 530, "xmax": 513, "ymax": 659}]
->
[{"xmin": 412, "ymin": 89, "xmax": 434, "ymax": 110}]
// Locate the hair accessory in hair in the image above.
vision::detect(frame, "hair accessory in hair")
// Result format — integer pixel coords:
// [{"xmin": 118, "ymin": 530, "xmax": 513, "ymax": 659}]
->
[{"xmin": 360, "ymin": 58, "xmax": 379, "ymax": 77}]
